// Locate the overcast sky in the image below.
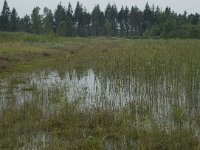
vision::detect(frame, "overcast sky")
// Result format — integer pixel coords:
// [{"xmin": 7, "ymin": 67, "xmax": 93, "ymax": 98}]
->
[{"xmin": 1, "ymin": 0, "xmax": 200, "ymax": 17}]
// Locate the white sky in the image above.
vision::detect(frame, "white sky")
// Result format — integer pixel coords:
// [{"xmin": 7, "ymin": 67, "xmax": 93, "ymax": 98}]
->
[{"xmin": 1, "ymin": 0, "xmax": 200, "ymax": 17}]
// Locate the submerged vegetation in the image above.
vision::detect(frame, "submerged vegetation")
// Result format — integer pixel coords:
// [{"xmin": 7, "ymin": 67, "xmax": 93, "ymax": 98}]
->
[{"xmin": 1, "ymin": 33, "xmax": 200, "ymax": 149}]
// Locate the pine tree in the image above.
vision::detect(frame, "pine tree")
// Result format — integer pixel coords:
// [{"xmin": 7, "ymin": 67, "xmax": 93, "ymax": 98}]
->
[
  {"xmin": 0, "ymin": 0, "xmax": 10, "ymax": 31},
  {"xmin": 117, "ymin": 6, "xmax": 129, "ymax": 36},
  {"xmin": 129, "ymin": 6, "xmax": 143, "ymax": 36},
  {"xmin": 118, "ymin": 6, "xmax": 125, "ymax": 36},
  {"xmin": 19, "ymin": 15, "xmax": 31, "ymax": 32},
  {"xmin": 91, "ymin": 5, "xmax": 102, "ymax": 36},
  {"xmin": 105, "ymin": 3, "xmax": 112, "ymax": 36},
  {"xmin": 124, "ymin": 6, "xmax": 129, "ymax": 36},
  {"xmin": 66, "ymin": 2, "xmax": 74, "ymax": 36},
  {"xmin": 143, "ymin": 3, "xmax": 154, "ymax": 31},
  {"xmin": 10, "ymin": 8, "xmax": 19, "ymax": 32},
  {"xmin": 54, "ymin": 3, "xmax": 66, "ymax": 30},
  {"xmin": 82, "ymin": 8, "xmax": 91, "ymax": 36},
  {"xmin": 188, "ymin": 13, "xmax": 199, "ymax": 25},
  {"xmin": 43, "ymin": 7, "xmax": 54, "ymax": 34},
  {"xmin": 165, "ymin": 7, "xmax": 171, "ymax": 17},
  {"xmin": 31, "ymin": 7, "xmax": 42, "ymax": 34},
  {"xmin": 154, "ymin": 6, "xmax": 161, "ymax": 24},
  {"xmin": 74, "ymin": 2, "xmax": 83, "ymax": 36},
  {"xmin": 0, "ymin": 1, "xmax": 198, "ymax": 38},
  {"xmin": 111, "ymin": 4, "xmax": 118, "ymax": 36},
  {"xmin": 105, "ymin": 4, "xmax": 118, "ymax": 36},
  {"xmin": 99, "ymin": 11, "xmax": 105, "ymax": 36}
]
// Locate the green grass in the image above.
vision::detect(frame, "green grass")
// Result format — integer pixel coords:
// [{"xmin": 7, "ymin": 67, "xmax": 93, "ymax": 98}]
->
[{"xmin": 0, "ymin": 32, "xmax": 200, "ymax": 149}]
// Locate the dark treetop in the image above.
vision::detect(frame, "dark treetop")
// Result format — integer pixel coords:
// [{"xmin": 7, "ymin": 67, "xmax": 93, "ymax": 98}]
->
[{"xmin": 0, "ymin": 0, "xmax": 200, "ymax": 38}]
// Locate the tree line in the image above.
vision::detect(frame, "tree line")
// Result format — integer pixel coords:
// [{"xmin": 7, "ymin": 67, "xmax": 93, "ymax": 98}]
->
[{"xmin": 0, "ymin": 0, "xmax": 200, "ymax": 38}]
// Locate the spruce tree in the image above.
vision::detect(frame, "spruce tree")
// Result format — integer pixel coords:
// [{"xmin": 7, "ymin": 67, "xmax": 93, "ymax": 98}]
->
[
  {"xmin": 143, "ymin": 3, "xmax": 154, "ymax": 31},
  {"xmin": 105, "ymin": 4, "xmax": 118, "ymax": 36},
  {"xmin": 43, "ymin": 7, "xmax": 54, "ymax": 34},
  {"xmin": 105, "ymin": 3, "xmax": 112, "ymax": 36},
  {"xmin": 0, "ymin": 0, "xmax": 10, "ymax": 31},
  {"xmin": 74, "ymin": 2, "xmax": 83, "ymax": 36},
  {"xmin": 54, "ymin": 3, "xmax": 66, "ymax": 30},
  {"xmin": 19, "ymin": 15, "xmax": 31, "ymax": 32},
  {"xmin": 91, "ymin": 5, "xmax": 102, "ymax": 36},
  {"xmin": 31, "ymin": 7, "xmax": 42, "ymax": 34},
  {"xmin": 124, "ymin": 6, "xmax": 129, "ymax": 36},
  {"xmin": 111, "ymin": 4, "xmax": 118, "ymax": 36},
  {"xmin": 66, "ymin": 3, "xmax": 74, "ymax": 36},
  {"xmin": 10, "ymin": 8, "xmax": 19, "ymax": 32},
  {"xmin": 118, "ymin": 6, "xmax": 125, "ymax": 36},
  {"xmin": 82, "ymin": 8, "xmax": 91, "ymax": 36},
  {"xmin": 129, "ymin": 6, "xmax": 142, "ymax": 36}
]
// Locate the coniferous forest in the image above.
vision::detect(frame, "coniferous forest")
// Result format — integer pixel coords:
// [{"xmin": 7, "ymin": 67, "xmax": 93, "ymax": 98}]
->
[{"xmin": 0, "ymin": 0, "xmax": 200, "ymax": 38}]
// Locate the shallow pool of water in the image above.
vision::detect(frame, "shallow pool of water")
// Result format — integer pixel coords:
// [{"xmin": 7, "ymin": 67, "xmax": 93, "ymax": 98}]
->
[{"xmin": 1, "ymin": 68, "xmax": 200, "ymax": 133}]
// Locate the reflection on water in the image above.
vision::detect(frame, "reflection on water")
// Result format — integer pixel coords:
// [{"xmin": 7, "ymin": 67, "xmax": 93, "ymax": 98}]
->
[
  {"xmin": 1, "ymin": 69, "xmax": 200, "ymax": 131},
  {"xmin": 1, "ymin": 68, "xmax": 200, "ymax": 148}
]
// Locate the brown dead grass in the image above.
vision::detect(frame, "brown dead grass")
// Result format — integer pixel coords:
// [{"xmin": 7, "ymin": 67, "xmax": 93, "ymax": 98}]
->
[{"xmin": 0, "ymin": 56, "xmax": 12, "ymax": 71}]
